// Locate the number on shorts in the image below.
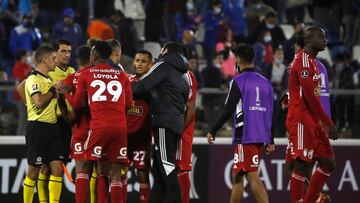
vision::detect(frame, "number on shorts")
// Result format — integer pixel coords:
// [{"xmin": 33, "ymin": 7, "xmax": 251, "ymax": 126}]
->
[
  {"xmin": 233, "ymin": 153, "xmax": 239, "ymax": 164},
  {"xmin": 90, "ymin": 80, "xmax": 122, "ymax": 102},
  {"xmin": 133, "ymin": 151, "xmax": 146, "ymax": 161}
]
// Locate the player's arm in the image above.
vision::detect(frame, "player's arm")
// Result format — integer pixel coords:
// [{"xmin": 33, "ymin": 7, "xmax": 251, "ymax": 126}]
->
[
  {"xmin": 207, "ymin": 80, "xmax": 241, "ymax": 144},
  {"xmin": 26, "ymin": 77, "xmax": 56, "ymax": 108},
  {"xmin": 184, "ymin": 74, "xmax": 197, "ymax": 127},
  {"xmin": 124, "ymin": 76, "xmax": 133, "ymax": 110},
  {"xmin": 65, "ymin": 74, "xmax": 86, "ymax": 110},
  {"xmin": 16, "ymin": 80, "xmax": 26, "ymax": 104},
  {"xmin": 132, "ymin": 63, "xmax": 168, "ymax": 99},
  {"xmin": 296, "ymin": 67, "xmax": 333, "ymax": 126},
  {"xmin": 266, "ymin": 84, "xmax": 275, "ymax": 154},
  {"xmin": 57, "ymin": 75, "xmax": 75, "ymax": 125}
]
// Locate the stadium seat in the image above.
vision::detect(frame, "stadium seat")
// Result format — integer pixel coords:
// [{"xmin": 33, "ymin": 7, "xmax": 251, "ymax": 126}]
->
[
  {"xmin": 280, "ymin": 24, "xmax": 294, "ymax": 40},
  {"xmin": 353, "ymin": 45, "xmax": 360, "ymax": 62},
  {"xmin": 143, "ymin": 41, "xmax": 161, "ymax": 59},
  {"xmin": 317, "ymin": 47, "xmax": 333, "ymax": 66}
]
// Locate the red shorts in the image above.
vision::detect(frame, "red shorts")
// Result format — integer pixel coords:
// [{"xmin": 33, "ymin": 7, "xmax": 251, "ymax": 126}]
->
[
  {"xmin": 84, "ymin": 127, "xmax": 128, "ymax": 163},
  {"xmin": 127, "ymin": 131, "xmax": 151, "ymax": 170},
  {"xmin": 175, "ymin": 135, "xmax": 193, "ymax": 171},
  {"xmin": 232, "ymin": 144, "xmax": 262, "ymax": 173},
  {"xmin": 70, "ymin": 128, "xmax": 89, "ymax": 160},
  {"xmin": 287, "ymin": 123, "xmax": 334, "ymax": 162}
]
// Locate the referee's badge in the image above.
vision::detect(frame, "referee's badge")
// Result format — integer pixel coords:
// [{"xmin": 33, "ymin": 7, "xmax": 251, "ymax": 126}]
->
[{"xmin": 32, "ymin": 84, "xmax": 39, "ymax": 91}]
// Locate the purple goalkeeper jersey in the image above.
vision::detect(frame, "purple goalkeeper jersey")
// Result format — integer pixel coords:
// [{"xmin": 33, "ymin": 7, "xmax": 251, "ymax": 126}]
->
[
  {"xmin": 317, "ymin": 60, "xmax": 331, "ymax": 117},
  {"xmin": 232, "ymin": 70, "xmax": 274, "ymax": 144}
]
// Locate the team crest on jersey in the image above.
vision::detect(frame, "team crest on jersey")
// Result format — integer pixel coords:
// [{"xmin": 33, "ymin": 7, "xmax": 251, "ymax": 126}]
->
[
  {"xmin": 32, "ymin": 84, "xmax": 39, "ymax": 91},
  {"xmin": 127, "ymin": 103, "xmax": 143, "ymax": 116},
  {"xmin": 314, "ymin": 87, "xmax": 321, "ymax": 96},
  {"xmin": 301, "ymin": 70, "xmax": 309, "ymax": 78}
]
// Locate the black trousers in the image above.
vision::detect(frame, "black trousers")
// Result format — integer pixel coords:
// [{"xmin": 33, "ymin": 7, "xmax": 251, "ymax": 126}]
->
[{"xmin": 150, "ymin": 127, "xmax": 181, "ymax": 203}]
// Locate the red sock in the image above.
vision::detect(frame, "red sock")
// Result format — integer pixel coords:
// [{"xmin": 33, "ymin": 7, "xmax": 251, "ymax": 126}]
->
[
  {"xmin": 110, "ymin": 181, "xmax": 123, "ymax": 203},
  {"xmin": 178, "ymin": 171, "xmax": 190, "ymax": 203},
  {"xmin": 303, "ymin": 167, "xmax": 331, "ymax": 203},
  {"xmin": 75, "ymin": 173, "xmax": 90, "ymax": 203},
  {"xmin": 290, "ymin": 171, "xmax": 305, "ymax": 203},
  {"xmin": 97, "ymin": 175, "xmax": 109, "ymax": 203},
  {"xmin": 121, "ymin": 178, "xmax": 127, "ymax": 203},
  {"xmin": 139, "ymin": 183, "xmax": 150, "ymax": 203}
]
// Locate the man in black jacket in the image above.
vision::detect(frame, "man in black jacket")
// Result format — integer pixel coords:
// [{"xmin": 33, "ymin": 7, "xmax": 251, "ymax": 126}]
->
[{"xmin": 132, "ymin": 41, "xmax": 190, "ymax": 203}]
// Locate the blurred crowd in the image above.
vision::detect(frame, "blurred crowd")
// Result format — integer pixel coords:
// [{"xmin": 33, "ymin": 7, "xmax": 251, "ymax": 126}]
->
[{"xmin": 1, "ymin": 0, "xmax": 360, "ymax": 137}]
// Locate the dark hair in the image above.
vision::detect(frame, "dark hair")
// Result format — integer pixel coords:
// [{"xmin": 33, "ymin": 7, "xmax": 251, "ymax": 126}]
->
[
  {"xmin": 233, "ymin": 43, "xmax": 255, "ymax": 63},
  {"xmin": 92, "ymin": 41, "xmax": 112, "ymax": 59},
  {"xmin": 53, "ymin": 38, "xmax": 71, "ymax": 51},
  {"xmin": 135, "ymin": 49, "xmax": 153, "ymax": 61},
  {"xmin": 35, "ymin": 46, "xmax": 55, "ymax": 63},
  {"xmin": 16, "ymin": 49, "xmax": 28, "ymax": 60},
  {"xmin": 87, "ymin": 38, "xmax": 102, "ymax": 47},
  {"xmin": 112, "ymin": 9, "xmax": 125, "ymax": 18},
  {"xmin": 295, "ymin": 33, "xmax": 305, "ymax": 49},
  {"xmin": 163, "ymin": 41, "xmax": 184, "ymax": 54},
  {"xmin": 106, "ymin": 39, "xmax": 121, "ymax": 52},
  {"xmin": 304, "ymin": 25, "xmax": 324, "ymax": 42},
  {"xmin": 76, "ymin": 45, "xmax": 91, "ymax": 65},
  {"xmin": 265, "ymin": 11, "xmax": 277, "ymax": 19}
]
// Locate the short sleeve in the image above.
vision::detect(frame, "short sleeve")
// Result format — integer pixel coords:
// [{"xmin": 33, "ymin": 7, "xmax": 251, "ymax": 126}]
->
[{"xmin": 25, "ymin": 75, "xmax": 41, "ymax": 96}]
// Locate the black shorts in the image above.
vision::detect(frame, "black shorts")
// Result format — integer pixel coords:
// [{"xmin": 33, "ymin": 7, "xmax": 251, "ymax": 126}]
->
[
  {"xmin": 25, "ymin": 121, "xmax": 64, "ymax": 166},
  {"xmin": 57, "ymin": 117, "xmax": 72, "ymax": 163}
]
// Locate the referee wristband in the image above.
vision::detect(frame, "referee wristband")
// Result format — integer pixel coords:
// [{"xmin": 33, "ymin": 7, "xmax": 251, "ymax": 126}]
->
[{"xmin": 49, "ymin": 87, "xmax": 57, "ymax": 97}]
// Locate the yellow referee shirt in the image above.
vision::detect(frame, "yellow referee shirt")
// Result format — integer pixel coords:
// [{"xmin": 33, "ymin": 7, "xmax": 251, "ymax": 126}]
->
[
  {"xmin": 48, "ymin": 66, "xmax": 76, "ymax": 116},
  {"xmin": 25, "ymin": 71, "xmax": 57, "ymax": 124}
]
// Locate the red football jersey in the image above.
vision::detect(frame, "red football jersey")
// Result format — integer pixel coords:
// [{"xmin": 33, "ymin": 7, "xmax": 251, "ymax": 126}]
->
[
  {"xmin": 63, "ymin": 66, "xmax": 91, "ymax": 136},
  {"xmin": 182, "ymin": 71, "xmax": 198, "ymax": 140},
  {"xmin": 286, "ymin": 49, "xmax": 333, "ymax": 126},
  {"xmin": 126, "ymin": 74, "xmax": 151, "ymax": 135},
  {"xmin": 65, "ymin": 64, "xmax": 133, "ymax": 130}
]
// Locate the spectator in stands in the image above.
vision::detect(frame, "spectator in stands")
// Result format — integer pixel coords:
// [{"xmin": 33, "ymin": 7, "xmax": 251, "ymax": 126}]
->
[
  {"xmin": 51, "ymin": 8, "xmax": 84, "ymax": 68},
  {"xmin": 187, "ymin": 53, "xmax": 203, "ymax": 88},
  {"xmin": 110, "ymin": 10, "xmax": 139, "ymax": 58},
  {"xmin": 333, "ymin": 53, "xmax": 355, "ymax": 132},
  {"xmin": 257, "ymin": 11, "xmax": 286, "ymax": 48},
  {"xmin": 342, "ymin": 0, "xmax": 360, "ymax": 48},
  {"xmin": 253, "ymin": 30, "xmax": 273, "ymax": 76},
  {"xmin": 175, "ymin": 0, "xmax": 201, "ymax": 41},
  {"xmin": 11, "ymin": 49, "xmax": 32, "ymax": 135},
  {"xmin": 203, "ymin": 0, "xmax": 226, "ymax": 65},
  {"xmin": 87, "ymin": 12, "xmax": 116, "ymax": 40},
  {"xmin": 34, "ymin": 0, "xmax": 68, "ymax": 35},
  {"xmin": 245, "ymin": 0, "xmax": 275, "ymax": 44},
  {"xmin": 284, "ymin": 0, "xmax": 308, "ymax": 24},
  {"xmin": 9, "ymin": 14, "xmax": 42, "ymax": 59},
  {"xmin": 201, "ymin": 52, "xmax": 227, "ymax": 128},
  {"xmin": 216, "ymin": 25, "xmax": 236, "ymax": 80},
  {"xmin": 283, "ymin": 23, "xmax": 304, "ymax": 63},
  {"xmin": 144, "ymin": 0, "xmax": 166, "ymax": 42},
  {"xmin": 223, "ymin": 0, "xmax": 247, "ymax": 43},
  {"xmin": 182, "ymin": 29, "xmax": 198, "ymax": 60}
]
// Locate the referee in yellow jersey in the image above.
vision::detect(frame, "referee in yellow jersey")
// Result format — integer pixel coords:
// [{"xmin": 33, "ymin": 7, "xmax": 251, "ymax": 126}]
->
[
  {"xmin": 34, "ymin": 38, "xmax": 76, "ymax": 202},
  {"xmin": 23, "ymin": 46, "xmax": 64, "ymax": 203}
]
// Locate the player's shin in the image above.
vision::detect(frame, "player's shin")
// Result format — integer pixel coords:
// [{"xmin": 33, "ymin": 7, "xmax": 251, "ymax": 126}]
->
[
  {"xmin": 49, "ymin": 175, "xmax": 63, "ymax": 203},
  {"xmin": 303, "ymin": 167, "xmax": 331, "ymax": 203},
  {"xmin": 75, "ymin": 173, "xmax": 90, "ymax": 203},
  {"xmin": 23, "ymin": 176, "xmax": 36, "ymax": 203}
]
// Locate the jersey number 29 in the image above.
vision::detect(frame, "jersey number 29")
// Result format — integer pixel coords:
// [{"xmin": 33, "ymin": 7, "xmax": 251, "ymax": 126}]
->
[{"xmin": 91, "ymin": 80, "xmax": 122, "ymax": 102}]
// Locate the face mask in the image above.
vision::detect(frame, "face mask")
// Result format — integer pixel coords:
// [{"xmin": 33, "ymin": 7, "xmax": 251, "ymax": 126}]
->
[
  {"xmin": 26, "ymin": 56, "xmax": 32, "ymax": 65},
  {"xmin": 266, "ymin": 23, "xmax": 275, "ymax": 29},
  {"xmin": 275, "ymin": 58, "xmax": 283, "ymax": 64},
  {"xmin": 186, "ymin": 2, "xmax": 194, "ymax": 11},
  {"xmin": 214, "ymin": 7, "xmax": 221, "ymax": 14},
  {"xmin": 263, "ymin": 35, "xmax": 272, "ymax": 43}
]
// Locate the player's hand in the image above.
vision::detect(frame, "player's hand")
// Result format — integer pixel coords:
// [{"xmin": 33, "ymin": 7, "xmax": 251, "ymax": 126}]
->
[
  {"xmin": 54, "ymin": 81, "xmax": 64, "ymax": 93},
  {"xmin": 327, "ymin": 125, "xmax": 338, "ymax": 140},
  {"xmin": 265, "ymin": 144, "xmax": 275, "ymax": 154},
  {"xmin": 207, "ymin": 132, "xmax": 215, "ymax": 144}
]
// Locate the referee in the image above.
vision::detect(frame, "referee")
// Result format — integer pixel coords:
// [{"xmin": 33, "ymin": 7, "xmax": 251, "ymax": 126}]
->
[
  {"xmin": 23, "ymin": 46, "xmax": 64, "ymax": 203},
  {"xmin": 132, "ymin": 42, "xmax": 190, "ymax": 203}
]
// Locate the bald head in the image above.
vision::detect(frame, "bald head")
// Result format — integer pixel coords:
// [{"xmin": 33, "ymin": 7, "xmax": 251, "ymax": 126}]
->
[{"xmin": 303, "ymin": 25, "xmax": 327, "ymax": 52}]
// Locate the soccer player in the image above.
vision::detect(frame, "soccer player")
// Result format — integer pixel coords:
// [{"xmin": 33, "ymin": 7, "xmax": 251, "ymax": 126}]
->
[
  {"xmin": 176, "ymin": 69, "xmax": 198, "ymax": 203},
  {"xmin": 286, "ymin": 26, "xmax": 337, "ymax": 203},
  {"xmin": 207, "ymin": 43, "xmax": 275, "ymax": 203},
  {"xmin": 36, "ymin": 38, "xmax": 75, "ymax": 202},
  {"xmin": 64, "ymin": 41, "xmax": 133, "ymax": 203},
  {"xmin": 23, "ymin": 46, "xmax": 64, "ymax": 203},
  {"xmin": 106, "ymin": 39, "xmax": 125, "ymax": 70},
  {"xmin": 131, "ymin": 42, "xmax": 190, "ymax": 203},
  {"xmin": 123, "ymin": 50, "xmax": 153, "ymax": 203},
  {"xmin": 58, "ymin": 45, "xmax": 92, "ymax": 203}
]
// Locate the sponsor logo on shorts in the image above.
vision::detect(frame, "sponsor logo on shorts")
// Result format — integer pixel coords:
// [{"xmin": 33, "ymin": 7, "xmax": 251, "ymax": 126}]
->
[
  {"xmin": 303, "ymin": 148, "xmax": 314, "ymax": 159},
  {"xmin": 92, "ymin": 146, "xmax": 102, "ymax": 158},
  {"xmin": 251, "ymin": 155, "xmax": 259, "ymax": 167},
  {"xmin": 74, "ymin": 143, "xmax": 82, "ymax": 152},
  {"xmin": 35, "ymin": 156, "xmax": 42, "ymax": 164},
  {"xmin": 117, "ymin": 147, "xmax": 127, "ymax": 159}
]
